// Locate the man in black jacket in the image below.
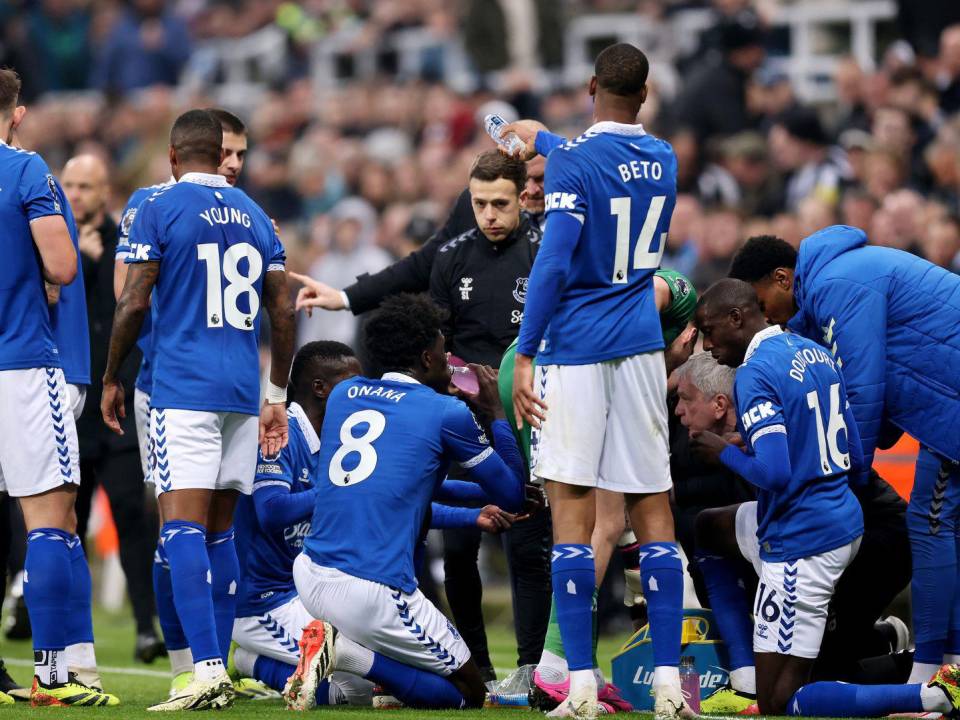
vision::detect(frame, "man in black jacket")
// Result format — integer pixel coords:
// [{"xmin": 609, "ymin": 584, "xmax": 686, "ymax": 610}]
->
[
  {"xmin": 430, "ymin": 151, "xmax": 549, "ymax": 680},
  {"xmin": 290, "ymin": 155, "xmax": 545, "ymax": 315},
  {"xmin": 61, "ymin": 154, "xmax": 162, "ymax": 663}
]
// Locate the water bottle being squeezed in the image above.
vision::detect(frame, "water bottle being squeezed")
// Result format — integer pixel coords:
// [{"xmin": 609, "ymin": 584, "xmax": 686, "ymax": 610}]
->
[{"xmin": 484, "ymin": 114, "xmax": 527, "ymax": 156}]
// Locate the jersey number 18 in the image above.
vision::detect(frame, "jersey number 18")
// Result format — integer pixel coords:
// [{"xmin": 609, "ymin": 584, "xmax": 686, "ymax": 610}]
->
[{"xmin": 197, "ymin": 242, "xmax": 263, "ymax": 330}]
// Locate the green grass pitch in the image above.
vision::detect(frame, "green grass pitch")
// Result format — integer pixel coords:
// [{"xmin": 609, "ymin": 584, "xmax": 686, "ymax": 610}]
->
[{"xmin": 0, "ymin": 607, "xmax": 869, "ymax": 718}]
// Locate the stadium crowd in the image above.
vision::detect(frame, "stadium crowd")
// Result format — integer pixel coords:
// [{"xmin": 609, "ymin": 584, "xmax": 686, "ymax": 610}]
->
[{"xmin": 2, "ymin": 0, "xmax": 960, "ymax": 716}]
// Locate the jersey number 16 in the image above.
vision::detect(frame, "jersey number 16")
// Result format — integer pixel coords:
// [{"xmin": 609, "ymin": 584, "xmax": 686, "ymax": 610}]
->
[
  {"xmin": 806, "ymin": 383, "xmax": 851, "ymax": 476},
  {"xmin": 197, "ymin": 242, "xmax": 263, "ymax": 330}
]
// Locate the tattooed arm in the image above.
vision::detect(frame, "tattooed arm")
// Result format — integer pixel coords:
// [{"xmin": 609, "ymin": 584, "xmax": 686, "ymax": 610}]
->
[
  {"xmin": 259, "ymin": 269, "xmax": 296, "ymax": 456},
  {"xmin": 101, "ymin": 261, "xmax": 158, "ymax": 435}
]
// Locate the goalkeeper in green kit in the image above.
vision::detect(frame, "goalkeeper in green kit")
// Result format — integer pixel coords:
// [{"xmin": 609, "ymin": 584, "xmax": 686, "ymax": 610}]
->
[{"xmin": 497, "ymin": 269, "xmax": 698, "ymax": 712}]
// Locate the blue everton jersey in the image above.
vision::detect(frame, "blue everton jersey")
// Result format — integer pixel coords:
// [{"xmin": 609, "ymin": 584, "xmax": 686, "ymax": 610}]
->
[
  {"xmin": 734, "ymin": 327, "xmax": 863, "ymax": 562},
  {"xmin": 49, "ymin": 177, "xmax": 90, "ymax": 386},
  {"xmin": 537, "ymin": 123, "xmax": 676, "ymax": 364},
  {"xmin": 116, "ymin": 181, "xmax": 172, "ymax": 395},
  {"xmin": 0, "ymin": 141, "xmax": 64, "ymax": 370},
  {"xmin": 304, "ymin": 374, "xmax": 496, "ymax": 593},
  {"xmin": 126, "ymin": 173, "xmax": 284, "ymax": 414},
  {"xmin": 236, "ymin": 403, "xmax": 318, "ymax": 616}
]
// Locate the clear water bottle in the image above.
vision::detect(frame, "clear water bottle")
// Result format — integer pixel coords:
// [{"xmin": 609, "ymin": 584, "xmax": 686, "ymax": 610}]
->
[
  {"xmin": 484, "ymin": 114, "xmax": 526, "ymax": 156},
  {"xmin": 680, "ymin": 656, "xmax": 701, "ymax": 714}
]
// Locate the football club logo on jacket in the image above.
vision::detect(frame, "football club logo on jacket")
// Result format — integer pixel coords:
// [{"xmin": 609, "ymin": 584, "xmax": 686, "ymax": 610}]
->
[
  {"xmin": 513, "ymin": 277, "xmax": 528, "ymax": 304},
  {"xmin": 459, "ymin": 277, "xmax": 473, "ymax": 300}
]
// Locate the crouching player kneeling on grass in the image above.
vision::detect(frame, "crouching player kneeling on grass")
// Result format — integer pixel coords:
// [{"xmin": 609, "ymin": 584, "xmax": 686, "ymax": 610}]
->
[
  {"xmin": 283, "ymin": 294, "xmax": 527, "ymax": 710},
  {"xmin": 690, "ymin": 279, "xmax": 960, "ymax": 717}
]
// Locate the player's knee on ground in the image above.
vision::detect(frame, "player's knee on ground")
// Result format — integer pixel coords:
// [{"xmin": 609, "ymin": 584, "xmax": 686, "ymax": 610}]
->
[{"xmin": 694, "ymin": 506, "xmax": 740, "ymax": 557}]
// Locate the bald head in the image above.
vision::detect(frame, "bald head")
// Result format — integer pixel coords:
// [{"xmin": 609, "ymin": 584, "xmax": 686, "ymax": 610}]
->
[
  {"xmin": 694, "ymin": 279, "xmax": 768, "ymax": 367},
  {"xmin": 62, "ymin": 154, "xmax": 109, "ymax": 225}
]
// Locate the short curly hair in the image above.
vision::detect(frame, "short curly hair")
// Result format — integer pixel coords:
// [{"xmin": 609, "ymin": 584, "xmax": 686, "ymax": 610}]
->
[
  {"xmin": 289, "ymin": 340, "xmax": 355, "ymax": 398},
  {"xmin": 729, "ymin": 235, "xmax": 798, "ymax": 283},
  {"xmin": 363, "ymin": 294, "xmax": 446, "ymax": 374}
]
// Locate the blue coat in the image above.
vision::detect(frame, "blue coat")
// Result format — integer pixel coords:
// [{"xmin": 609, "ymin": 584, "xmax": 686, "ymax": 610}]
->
[{"xmin": 788, "ymin": 225, "xmax": 960, "ymax": 466}]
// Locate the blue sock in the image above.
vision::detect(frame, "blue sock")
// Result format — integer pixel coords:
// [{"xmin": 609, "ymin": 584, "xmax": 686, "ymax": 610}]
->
[
  {"xmin": 250, "ymin": 654, "xmax": 332, "ymax": 702},
  {"xmin": 367, "ymin": 651, "xmax": 465, "ymax": 708},
  {"xmin": 161, "ymin": 521, "xmax": 220, "ymax": 663},
  {"xmin": 153, "ymin": 541, "xmax": 189, "ymax": 651},
  {"xmin": 696, "ymin": 553, "xmax": 753, "ymax": 670},
  {"xmin": 639, "ymin": 542, "xmax": 683, "ymax": 669},
  {"xmin": 908, "ymin": 449, "xmax": 958, "ymax": 664},
  {"xmin": 24, "ymin": 528, "xmax": 73, "ymax": 651},
  {"xmin": 206, "ymin": 528, "xmax": 239, "ymax": 663},
  {"xmin": 65, "ymin": 537, "xmax": 94, "ymax": 645},
  {"xmin": 788, "ymin": 682, "xmax": 923, "ymax": 717},
  {"xmin": 551, "ymin": 544, "xmax": 595, "ymax": 671}
]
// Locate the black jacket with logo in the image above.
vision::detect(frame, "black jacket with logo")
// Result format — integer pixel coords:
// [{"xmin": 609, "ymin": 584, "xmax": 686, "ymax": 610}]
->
[{"xmin": 430, "ymin": 213, "xmax": 540, "ymax": 367}]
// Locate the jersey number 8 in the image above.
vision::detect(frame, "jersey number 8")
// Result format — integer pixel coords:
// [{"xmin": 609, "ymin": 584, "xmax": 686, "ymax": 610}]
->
[
  {"xmin": 197, "ymin": 242, "xmax": 263, "ymax": 330},
  {"xmin": 329, "ymin": 410, "xmax": 387, "ymax": 486}
]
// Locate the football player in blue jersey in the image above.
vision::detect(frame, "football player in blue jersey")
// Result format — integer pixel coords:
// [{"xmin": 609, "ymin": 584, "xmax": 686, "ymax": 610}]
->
[
  {"xmin": 691, "ymin": 278, "xmax": 960, "ymax": 718},
  {"xmin": 689, "ymin": 279, "xmax": 864, "ymax": 714},
  {"xmin": 0, "ymin": 68, "xmax": 117, "ymax": 707},
  {"xmin": 730, "ymin": 229, "xmax": 960, "ymax": 686},
  {"xmin": 282, "ymin": 293, "xmax": 526, "ymax": 711},
  {"xmin": 506, "ymin": 44, "xmax": 685, "ymax": 719},
  {"xmin": 230, "ymin": 340, "xmax": 517, "ymax": 707},
  {"xmin": 101, "ymin": 109, "xmax": 295, "ymax": 711},
  {"xmin": 113, "ymin": 109, "xmax": 253, "ymax": 699}
]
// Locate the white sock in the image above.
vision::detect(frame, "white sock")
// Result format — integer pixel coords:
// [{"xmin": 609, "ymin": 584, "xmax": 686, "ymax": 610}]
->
[
  {"xmin": 232, "ymin": 647, "xmax": 256, "ymax": 678},
  {"xmin": 946, "ymin": 655, "xmax": 960, "ymax": 665},
  {"xmin": 169, "ymin": 648, "xmax": 194, "ymax": 678},
  {"xmin": 65, "ymin": 641, "xmax": 97, "ymax": 671},
  {"xmin": 333, "ymin": 635, "xmax": 374, "ymax": 677},
  {"xmin": 921, "ymin": 684, "xmax": 952, "ymax": 713},
  {"xmin": 653, "ymin": 666, "xmax": 680, "ymax": 687},
  {"xmin": 910, "ymin": 662, "xmax": 942, "ymax": 684},
  {"xmin": 593, "ymin": 667, "xmax": 605, "ymax": 687},
  {"xmin": 569, "ymin": 668, "xmax": 597, "ymax": 698},
  {"xmin": 331, "ymin": 672, "xmax": 373, "ymax": 706},
  {"xmin": 729, "ymin": 666, "xmax": 757, "ymax": 694},
  {"xmin": 194, "ymin": 658, "xmax": 225, "ymax": 682},
  {"xmin": 536, "ymin": 649, "xmax": 569, "ymax": 683},
  {"xmin": 35, "ymin": 649, "xmax": 68, "ymax": 685}
]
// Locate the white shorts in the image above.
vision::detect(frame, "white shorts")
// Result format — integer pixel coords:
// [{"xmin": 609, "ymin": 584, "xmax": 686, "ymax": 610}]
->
[
  {"xmin": 0, "ymin": 368, "xmax": 80, "ymax": 497},
  {"xmin": 66, "ymin": 384, "xmax": 86, "ymax": 421},
  {"xmin": 293, "ymin": 554, "xmax": 470, "ymax": 676},
  {"xmin": 150, "ymin": 408, "xmax": 258, "ymax": 496},
  {"xmin": 234, "ymin": 595, "xmax": 313, "ymax": 664},
  {"xmin": 531, "ymin": 352, "xmax": 672, "ymax": 493},
  {"xmin": 135, "ymin": 389, "xmax": 152, "ymax": 483},
  {"xmin": 735, "ymin": 501, "xmax": 761, "ymax": 573},
  {"xmin": 753, "ymin": 538, "xmax": 861, "ymax": 658}
]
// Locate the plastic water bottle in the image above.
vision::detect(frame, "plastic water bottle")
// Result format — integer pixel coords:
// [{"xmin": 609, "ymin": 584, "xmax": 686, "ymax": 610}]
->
[
  {"xmin": 680, "ymin": 656, "xmax": 701, "ymax": 714},
  {"xmin": 484, "ymin": 114, "xmax": 526, "ymax": 156}
]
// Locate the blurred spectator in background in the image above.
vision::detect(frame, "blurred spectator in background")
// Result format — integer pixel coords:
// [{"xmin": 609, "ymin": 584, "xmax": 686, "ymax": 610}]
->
[
  {"xmin": 937, "ymin": 24, "xmax": 960, "ymax": 113},
  {"xmin": 296, "ymin": 198, "xmax": 391, "ymax": 348},
  {"xmin": 92, "ymin": 0, "xmax": 191, "ymax": 94},
  {"xmin": 921, "ymin": 215, "xmax": 960, "ymax": 270},
  {"xmin": 669, "ymin": 10, "xmax": 765, "ymax": 143},
  {"xmin": 462, "ymin": 0, "xmax": 563, "ymax": 75},
  {"xmin": 770, "ymin": 105, "xmax": 850, "ymax": 211}
]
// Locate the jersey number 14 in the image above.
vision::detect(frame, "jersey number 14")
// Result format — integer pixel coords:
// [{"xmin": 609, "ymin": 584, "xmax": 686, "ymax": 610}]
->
[
  {"xmin": 610, "ymin": 195, "xmax": 667, "ymax": 284},
  {"xmin": 197, "ymin": 242, "xmax": 263, "ymax": 330}
]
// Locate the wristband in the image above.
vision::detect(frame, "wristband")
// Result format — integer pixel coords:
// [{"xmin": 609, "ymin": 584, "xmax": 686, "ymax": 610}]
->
[
  {"xmin": 340, "ymin": 291, "xmax": 350, "ymax": 310},
  {"xmin": 265, "ymin": 381, "xmax": 287, "ymax": 405}
]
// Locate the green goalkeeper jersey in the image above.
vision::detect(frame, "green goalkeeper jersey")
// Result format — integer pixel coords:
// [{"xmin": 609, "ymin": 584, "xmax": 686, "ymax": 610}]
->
[{"xmin": 498, "ymin": 268, "xmax": 697, "ymax": 463}]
